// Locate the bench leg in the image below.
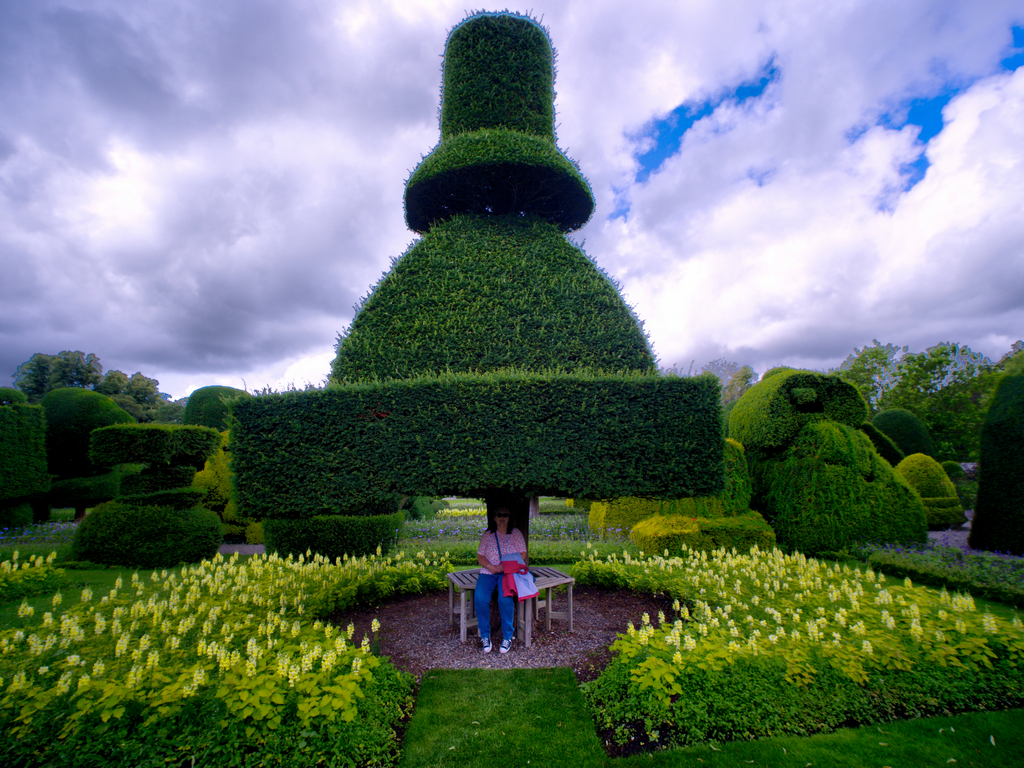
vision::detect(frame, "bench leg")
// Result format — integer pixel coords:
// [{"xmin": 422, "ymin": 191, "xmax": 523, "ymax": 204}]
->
[{"xmin": 567, "ymin": 583, "xmax": 573, "ymax": 633}]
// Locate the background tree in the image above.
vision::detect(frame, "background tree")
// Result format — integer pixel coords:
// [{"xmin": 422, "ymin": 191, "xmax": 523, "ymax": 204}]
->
[
  {"xmin": 700, "ymin": 358, "xmax": 741, "ymax": 383},
  {"xmin": 833, "ymin": 340, "xmax": 907, "ymax": 415},
  {"xmin": 96, "ymin": 370, "xmax": 166, "ymax": 422},
  {"xmin": 722, "ymin": 365, "xmax": 757, "ymax": 405}
]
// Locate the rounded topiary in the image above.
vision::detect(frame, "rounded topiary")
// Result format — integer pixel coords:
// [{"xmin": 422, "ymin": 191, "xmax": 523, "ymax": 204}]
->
[
  {"xmin": 754, "ymin": 420, "xmax": 927, "ymax": 555},
  {"xmin": 729, "ymin": 369, "xmax": 868, "ymax": 454},
  {"xmin": 40, "ymin": 388, "xmax": 135, "ymax": 478},
  {"xmin": 0, "ymin": 387, "xmax": 27, "ymax": 405},
  {"xmin": 858, "ymin": 422, "xmax": 905, "ymax": 467},
  {"xmin": 895, "ymin": 453, "xmax": 965, "ymax": 530},
  {"xmin": 872, "ymin": 408, "xmax": 934, "ymax": 458},
  {"xmin": 969, "ymin": 354, "xmax": 1024, "ymax": 554},
  {"xmin": 182, "ymin": 386, "xmax": 250, "ymax": 430},
  {"xmin": 941, "ymin": 460, "xmax": 965, "ymax": 480},
  {"xmin": 332, "ymin": 215, "xmax": 655, "ymax": 382},
  {"xmin": 630, "ymin": 513, "xmax": 775, "ymax": 555},
  {"xmin": 69, "ymin": 500, "xmax": 221, "ymax": 569}
]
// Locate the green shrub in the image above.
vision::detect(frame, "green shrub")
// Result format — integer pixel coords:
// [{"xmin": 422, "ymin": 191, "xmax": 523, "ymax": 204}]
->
[
  {"xmin": 729, "ymin": 369, "xmax": 867, "ymax": 452},
  {"xmin": 40, "ymin": 388, "xmax": 135, "ymax": 478},
  {"xmin": 754, "ymin": 421, "xmax": 928, "ymax": 555},
  {"xmin": 69, "ymin": 500, "xmax": 222, "ymax": 569},
  {"xmin": 182, "ymin": 385, "xmax": 250, "ymax": 430},
  {"xmin": 245, "ymin": 520, "xmax": 264, "ymax": 545},
  {"xmin": 630, "ymin": 513, "xmax": 775, "ymax": 554},
  {"xmin": 47, "ymin": 471, "xmax": 123, "ymax": 510},
  {"xmin": 942, "ymin": 460, "xmax": 965, "ymax": 480},
  {"xmin": 405, "ymin": 496, "xmax": 437, "ymax": 521},
  {"xmin": 263, "ymin": 513, "xmax": 404, "ymax": 560},
  {"xmin": 589, "ymin": 439, "xmax": 751, "ymax": 538},
  {"xmin": 120, "ymin": 465, "xmax": 196, "ymax": 495},
  {"xmin": 0, "ymin": 387, "xmax": 27, "ymax": 405},
  {"xmin": 119, "ymin": 487, "xmax": 208, "ymax": 510},
  {"xmin": 895, "ymin": 453, "xmax": 966, "ymax": 530},
  {"xmin": 970, "ymin": 354, "xmax": 1024, "ymax": 554},
  {"xmin": 0, "ymin": 502, "xmax": 33, "ymax": 529},
  {"xmin": 90, "ymin": 423, "xmax": 222, "ymax": 469},
  {"xmin": 872, "ymin": 408, "xmax": 935, "ymax": 457},
  {"xmin": 858, "ymin": 421, "xmax": 905, "ymax": 466},
  {"xmin": 0, "ymin": 401, "xmax": 49, "ymax": 513}
]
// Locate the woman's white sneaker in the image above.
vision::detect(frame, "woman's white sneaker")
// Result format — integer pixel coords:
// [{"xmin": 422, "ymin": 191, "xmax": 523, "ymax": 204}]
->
[
  {"xmin": 482, "ymin": 638, "xmax": 492, "ymax": 653},
  {"xmin": 499, "ymin": 638, "xmax": 512, "ymax": 654}
]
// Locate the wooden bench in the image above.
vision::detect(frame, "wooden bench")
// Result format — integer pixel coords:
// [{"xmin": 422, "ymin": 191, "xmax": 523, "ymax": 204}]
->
[{"xmin": 446, "ymin": 566, "xmax": 575, "ymax": 648}]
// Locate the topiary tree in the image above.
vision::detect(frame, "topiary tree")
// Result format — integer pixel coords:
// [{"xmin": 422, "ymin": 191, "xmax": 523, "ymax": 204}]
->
[
  {"xmin": 70, "ymin": 423, "xmax": 223, "ymax": 567},
  {"xmin": 0, "ymin": 397, "xmax": 49, "ymax": 528},
  {"xmin": 871, "ymin": 408, "xmax": 934, "ymax": 458},
  {"xmin": 183, "ymin": 385, "xmax": 250, "ymax": 430},
  {"xmin": 969, "ymin": 353, "xmax": 1024, "ymax": 554},
  {"xmin": 729, "ymin": 369, "xmax": 926, "ymax": 555},
  {"xmin": 895, "ymin": 453, "xmax": 965, "ymax": 530},
  {"xmin": 232, "ymin": 12, "xmax": 723, "ymax": 557},
  {"xmin": 39, "ymin": 388, "xmax": 136, "ymax": 519},
  {"xmin": 858, "ymin": 422, "xmax": 905, "ymax": 467}
]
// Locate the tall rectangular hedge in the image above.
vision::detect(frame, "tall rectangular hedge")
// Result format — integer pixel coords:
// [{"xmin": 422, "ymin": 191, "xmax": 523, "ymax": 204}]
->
[
  {"xmin": 230, "ymin": 370, "xmax": 723, "ymax": 519},
  {"xmin": 0, "ymin": 404, "xmax": 49, "ymax": 504}
]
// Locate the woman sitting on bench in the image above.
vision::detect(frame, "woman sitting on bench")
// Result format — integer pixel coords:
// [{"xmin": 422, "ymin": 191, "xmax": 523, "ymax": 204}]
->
[{"xmin": 475, "ymin": 506, "xmax": 528, "ymax": 654}]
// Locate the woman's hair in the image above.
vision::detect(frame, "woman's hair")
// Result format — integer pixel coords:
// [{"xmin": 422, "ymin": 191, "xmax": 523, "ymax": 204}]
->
[{"xmin": 485, "ymin": 506, "xmax": 510, "ymax": 534}]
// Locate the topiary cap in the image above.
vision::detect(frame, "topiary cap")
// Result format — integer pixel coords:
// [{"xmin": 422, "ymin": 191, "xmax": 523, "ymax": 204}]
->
[{"xmin": 404, "ymin": 12, "xmax": 594, "ymax": 234}]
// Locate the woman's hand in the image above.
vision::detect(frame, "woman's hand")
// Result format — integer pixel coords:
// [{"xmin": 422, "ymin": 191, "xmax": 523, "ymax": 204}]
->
[{"xmin": 488, "ymin": 563, "xmax": 502, "ymax": 574}]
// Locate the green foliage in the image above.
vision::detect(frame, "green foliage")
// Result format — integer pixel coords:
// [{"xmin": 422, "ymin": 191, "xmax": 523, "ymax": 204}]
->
[
  {"xmin": 833, "ymin": 339, "xmax": 907, "ymax": 414},
  {"xmin": 576, "ymin": 547, "xmax": 1024, "ymax": 751},
  {"xmin": 94, "ymin": 370, "xmax": 166, "ymax": 423},
  {"xmin": 119, "ymin": 487, "xmax": 208, "ymax": 510},
  {"xmin": 47, "ymin": 471, "xmax": 124, "ymax": 510},
  {"xmin": 0, "ymin": 552, "xmax": 68, "ymax": 603},
  {"xmin": 630, "ymin": 513, "xmax": 776, "ymax": 554},
  {"xmin": 404, "ymin": 13, "xmax": 593, "ymax": 233},
  {"xmin": 40, "ymin": 388, "xmax": 135, "ymax": 478},
  {"xmin": 729, "ymin": 369, "xmax": 868, "ymax": 453},
  {"xmin": 69, "ymin": 500, "xmax": 221, "ymax": 568},
  {"xmin": 14, "ymin": 351, "xmax": 104, "ymax": 403},
  {"xmin": 405, "ymin": 496, "xmax": 437, "ymax": 521},
  {"xmin": 942, "ymin": 460, "xmax": 965, "ymax": 479},
  {"xmin": 245, "ymin": 520, "xmax": 264, "ymax": 545},
  {"xmin": 232, "ymin": 370, "xmax": 723, "ymax": 519},
  {"xmin": 970, "ymin": 356, "xmax": 1024, "ymax": 554},
  {"xmin": 895, "ymin": 453, "xmax": 958, "ymax": 499},
  {"xmin": 120, "ymin": 465, "xmax": 196, "ymax": 496},
  {"xmin": 858, "ymin": 422, "xmax": 905, "ymax": 466},
  {"xmin": 91, "ymin": 423, "xmax": 221, "ymax": 470},
  {"xmin": 721, "ymin": 365, "xmax": 757, "ymax": 405},
  {"xmin": 191, "ymin": 432, "xmax": 233, "ymax": 513},
  {"xmin": 753, "ymin": 421, "xmax": 928, "ymax": 555},
  {"xmin": 263, "ymin": 513, "xmax": 404, "ymax": 560},
  {"xmin": 332, "ymin": 215, "xmax": 654, "ymax": 382},
  {"xmin": 182, "ymin": 385, "xmax": 250, "ymax": 430},
  {"xmin": 872, "ymin": 408, "xmax": 935, "ymax": 458},
  {"xmin": 0, "ymin": 503, "xmax": 32, "ymax": 529},
  {"xmin": 0, "ymin": 402, "xmax": 48, "ymax": 505},
  {"xmin": 0, "ymin": 388, "xmax": 26, "ymax": 405}
]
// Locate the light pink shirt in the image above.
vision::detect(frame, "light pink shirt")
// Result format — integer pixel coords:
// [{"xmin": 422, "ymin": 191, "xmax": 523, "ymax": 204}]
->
[{"xmin": 477, "ymin": 529, "xmax": 526, "ymax": 574}]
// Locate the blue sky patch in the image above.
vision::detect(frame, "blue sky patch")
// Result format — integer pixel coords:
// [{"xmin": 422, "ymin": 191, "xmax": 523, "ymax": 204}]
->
[{"xmin": 1001, "ymin": 25, "xmax": 1024, "ymax": 69}]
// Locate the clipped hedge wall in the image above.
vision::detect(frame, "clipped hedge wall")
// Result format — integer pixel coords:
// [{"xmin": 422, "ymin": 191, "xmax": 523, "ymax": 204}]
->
[
  {"xmin": 872, "ymin": 408, "xmax": 935, "ymax": 458},
  {"xmin": 263, "ymin": 513, "xmax": 404, "ymax": 560},
  {"xmin": 182, "ymin": 385, "xmax": 250, "ymax": 430},
  {"xmin": 48, "ymin": 471, "xmax": 124, "ymax": 510},
  {"xmin": 858, "ymin": 422, "xmax": 905, "ymax": 467},
  {"xmin": 90, "ymin": 423, "xmax": 222, "ymax": 470},
  {"xmin": 970, "ymin": 354, "xmax": 1024, "ymax": 554},
  {"xmin": 630, "ymin": 513, "xmax": 776, "ymax": 555},
  {"xmin": 752, "ymin": 421, "xmax": 927, "ymax": 555},
  {"xmin": 40, "ymin": 388, "xmax": 135, "ymax": 478},
  {"xmin": 0, "ymin": 402, "xmax": 49, "ymax": 508},
  {"xmin": 232, "ymin": 371, "xmax": 723, "ymax": 519},
  {"xmin": 332, "ymin": 215, "xmax": 655, "ymax": 383},
  {"xmin": 729, "ymin": 369, "xmax": 867, "ymax": 453},
  {"xmin": 69, "ymin": 501, "xmax": 221, "ymax": 569}
]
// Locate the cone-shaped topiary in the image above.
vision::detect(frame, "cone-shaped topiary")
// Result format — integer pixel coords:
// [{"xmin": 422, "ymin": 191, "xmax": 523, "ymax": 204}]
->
[
  {"xmin": 182, "ymin": 385, "xmax": 250, "ymax": 430},
  {"xmin": 872, "ymin": 408, "xmax": 934, "ymax": 458},
  {"xmin": 895, "ymin": 453, "xmax": 965, "ymax": 530},
  {"xmin": 969, "ymin": 353, "xmax": 1024, "ymax": 554},
  {"xmin": 731, "ymin": 370, "xmax": 926, "ymax": 554}
]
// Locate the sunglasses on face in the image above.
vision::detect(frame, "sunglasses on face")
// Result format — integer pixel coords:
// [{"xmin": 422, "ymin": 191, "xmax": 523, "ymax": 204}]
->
[{"xmin": 495, "ymin": 513, "xmax": 510, "ymax": 518}]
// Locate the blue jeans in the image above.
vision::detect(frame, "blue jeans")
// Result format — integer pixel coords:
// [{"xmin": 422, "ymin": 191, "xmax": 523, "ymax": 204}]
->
[{"xmin": 474, "ymin": 572, "xmax": 515, "ymax": 641}]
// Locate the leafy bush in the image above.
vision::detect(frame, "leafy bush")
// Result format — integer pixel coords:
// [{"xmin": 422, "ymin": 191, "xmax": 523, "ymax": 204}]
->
[
  {"xmin": 630, "ymin": 513, "xmax": 776, "ymax": 554},
  {"xmin": 182, "ymin": 385, "xmax": 250, "ymax": 430},
  {"xmin": 0, "ymin": 503, "xmax": 32, "ymax": 529},
  {"xmin": 896, "ymin": 453, "xmax": 966, "ymax": 530},
  {"xmin": 90, "ymin": 423, "xmax": 222, "ymax": 470},
  {"xmin": 858, "ymin": 422, "xmax": 905, "ymax": 466},
  {"xmin": 0, "ymin": 388, "xmax": 27, "ymax": 405},
  {"xmin": 264, "ymin": 513, "xmax": 404, "ymax": 560},
  {"xmin": 69, "ymin": 501, "xmax": 221, "ymax": 569},
  {"xmin": 753, "ymin": 421, "xmax": 928, "ymax": 555},
  {"xmin": 405, "ymin": 496, "xmax": 437, "ymax": 521},
  {"xmin": 872, "ymin": 408, "xmax": 935, "ymax": 458},
  {"xmin": 0, "ymin": 551, "xmax": 67, "ymax": 603},
  {"xmin": 577, "ymin": 547, "xmax": 1024, "ymax": 751},
  {"xmin": 970, "ymin": 354, "xmax": 1024, "ymax": 555},
  {"xmin": 0, "ymin": 402, "xmax": 48, "ymax": 515},
  {"xmin": 48, "ymin": 470, "xmax": 126, "ymax": 510},
  {"xmin": 0, "ymin": 551, "xmax": 445, "ymax": 767},
  {"xmin": 942, "ymin": 460, "xmax": 965, "ymax": 480},
  {"xmin": 40, "ymin": 388, "xmax": 135, "ymax": 478}
]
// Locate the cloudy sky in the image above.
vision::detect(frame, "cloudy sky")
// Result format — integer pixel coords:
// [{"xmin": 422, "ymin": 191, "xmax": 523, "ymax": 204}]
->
[{"xmin": 2, "ymin": 0, "xmax": 1022, "ymax": 400}]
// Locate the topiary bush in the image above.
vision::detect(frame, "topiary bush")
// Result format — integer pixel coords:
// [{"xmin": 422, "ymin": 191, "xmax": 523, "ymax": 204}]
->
[
  {"xmin": 40, "ymin": 387, "xmax": 135, "ymax": 479},
  {"xmin": 858, "ymin": 422, "xmax": 905, "ymax": 466},
  {"xmin": 942, "ymin": 460, "xmax": 965, "ymax": 480},
  {"xmin": 68, "ymin": 500, "xmax": 221, "ymax": 569},
  {"xmin": 871, "ymin": 408, "xmax": 935, "ymax": 458},
  {"xmin": 969, "ymin": 354, "xmax": 1024, "ymax": 554},
  {"xmin": 0, "ymin": 387, "xmax": 27, "ymax": 405},
  {"xmin": 630, "ymin": 513, "xmax": 776, "ymax": 554},
  {"xmin": 182, "ymin": 385, "xmax": 250, "ymax": 430},
  {"xmin": 263, "ymin": 513, "xmax": 404, "ymax": 560},
  {"xmin": 895, "ymin": 453, "xmax": 966, "ymax": 530},
  {"xmin": 1, "ymin": 399, "xmax": 49, "ymax": 527}
]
